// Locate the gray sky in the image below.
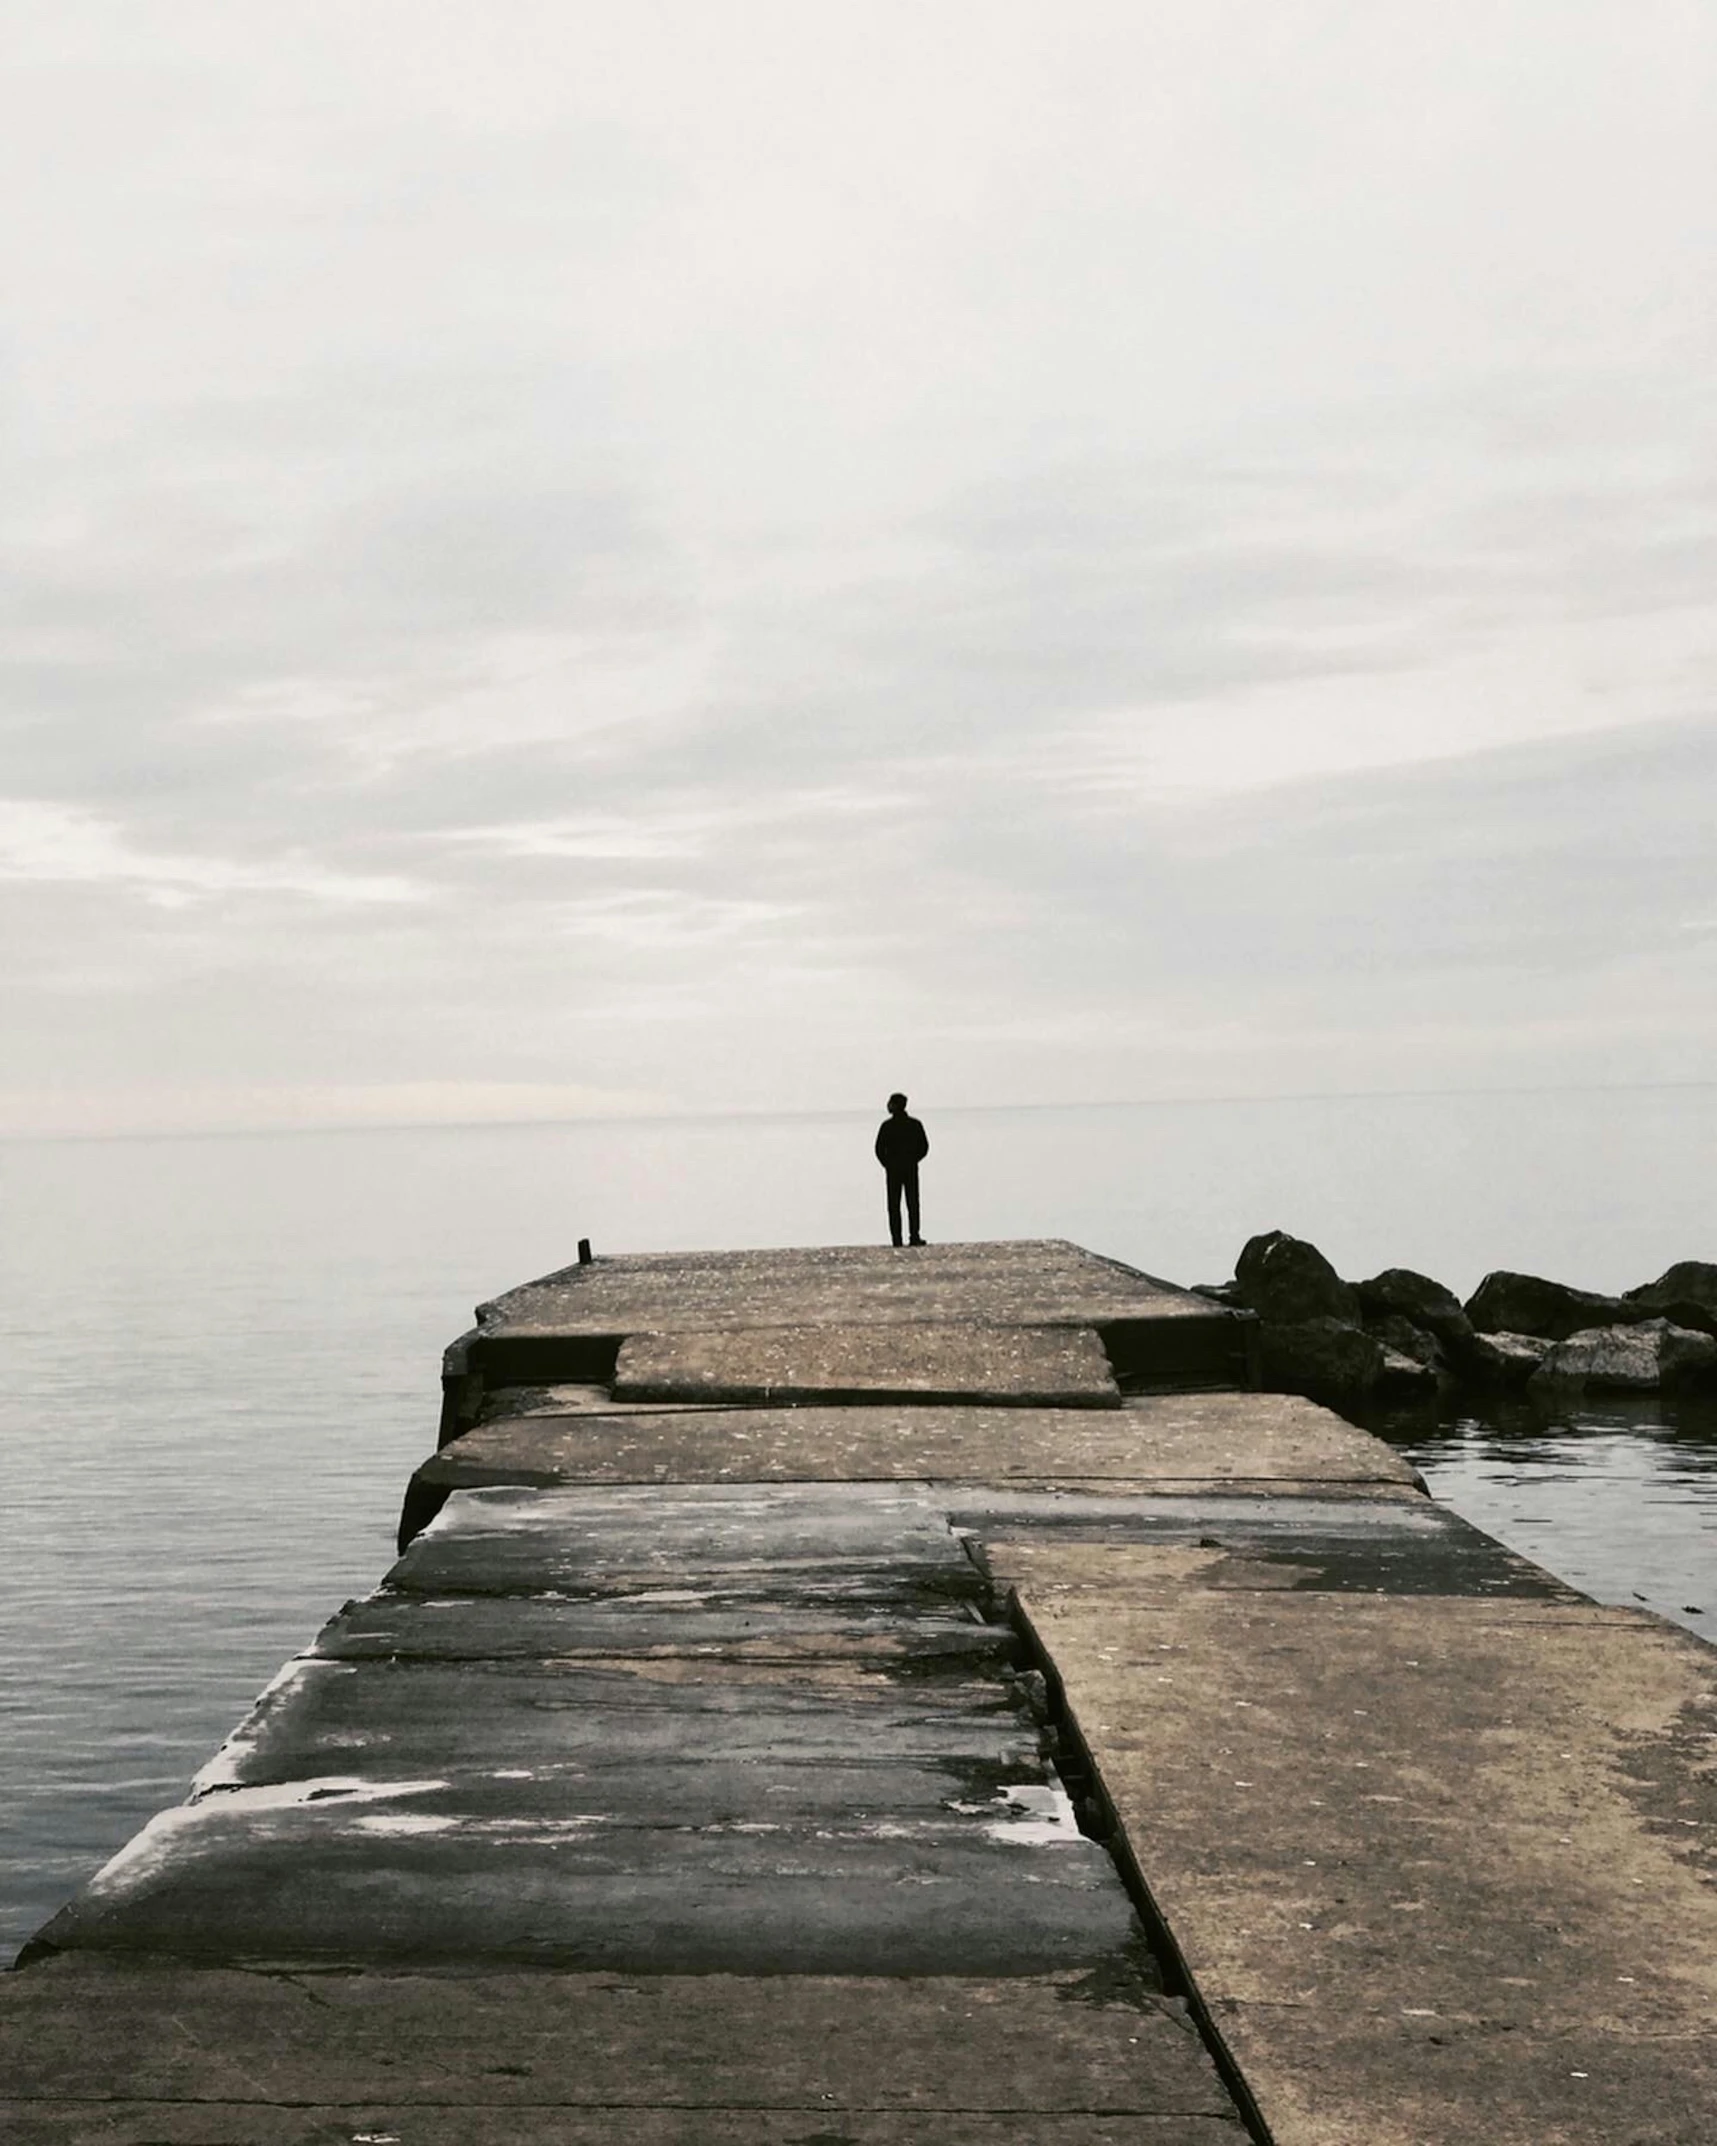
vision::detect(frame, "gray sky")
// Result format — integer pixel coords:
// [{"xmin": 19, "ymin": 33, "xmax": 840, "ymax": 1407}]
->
[{"xmin": 4, "ymin": 1, "xmax": 1714, "ymax": 1135}]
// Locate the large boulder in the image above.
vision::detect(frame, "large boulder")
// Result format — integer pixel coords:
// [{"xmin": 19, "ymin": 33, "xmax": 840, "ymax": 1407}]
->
[
  {"xmin": 1234, "ymin": 1231, "xmax": 1360, "ymax": 1326},
  {"xmin": 1460, "ymin": 1330, "xmax": 1549, "ymax": 1388},
  {"xmin": 1464, "ymin": 1270, "xmax": 1647, "ymax": 1343},
  {"xmin": 1625, "ymin": 1260, "xmax": 1717, "ymax": 1313},
  {"xmin": 1621, "ymin": 1261, "xmax": 1717, "ymax": 1338},
  {"xmin": 1357, "ymin": 1267, "xmax": 1474, "ymax": 1349},
  {"xmin": 1530, "ymin": 1318, "xmax": 1717, "ymax": 1392},
  {"xmin": 1258, "ymin": 1316, "xmax": 1435, "ymax": 1411}
]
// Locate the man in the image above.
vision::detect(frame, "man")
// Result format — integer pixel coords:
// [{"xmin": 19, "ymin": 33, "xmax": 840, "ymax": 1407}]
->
[{"xmin": 874, "ymin": 1091, "xmax": 929, "ymax": 1247}]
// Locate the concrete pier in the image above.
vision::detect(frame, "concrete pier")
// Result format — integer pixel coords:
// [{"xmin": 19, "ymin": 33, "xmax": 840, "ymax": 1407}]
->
[{"xmin": 5, "ymin": 1240, "xmax": 1713, "ymax": 2144}]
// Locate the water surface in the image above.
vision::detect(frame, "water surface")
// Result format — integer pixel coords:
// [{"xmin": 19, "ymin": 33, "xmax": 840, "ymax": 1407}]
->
[{"xmin": 1376, "ymin": 1392, "xmax": 1717, "ymax": 1640}]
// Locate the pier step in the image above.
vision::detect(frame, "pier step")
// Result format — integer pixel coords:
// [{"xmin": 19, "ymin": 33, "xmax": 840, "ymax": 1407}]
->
[{"xmin": 401, "ymin": 1391, "xmax": 1418, "ymax": 1548}]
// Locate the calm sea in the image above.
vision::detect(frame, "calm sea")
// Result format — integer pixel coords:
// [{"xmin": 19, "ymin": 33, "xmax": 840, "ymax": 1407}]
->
[{"xmin": 3, "ymin": 1091, "xmax": 1714, "ymax": 1963}]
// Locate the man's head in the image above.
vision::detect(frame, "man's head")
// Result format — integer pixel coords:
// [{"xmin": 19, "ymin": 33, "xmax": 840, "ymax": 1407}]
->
[{"xmin": 886, "ymin": 1092, "xmax": 907, "ymax": 1114}]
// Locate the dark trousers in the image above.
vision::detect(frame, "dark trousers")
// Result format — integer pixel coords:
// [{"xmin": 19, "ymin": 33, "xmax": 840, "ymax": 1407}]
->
[{"xmin": 886, "ymin": 1165, "xmax": 921, "ymax": 1246}]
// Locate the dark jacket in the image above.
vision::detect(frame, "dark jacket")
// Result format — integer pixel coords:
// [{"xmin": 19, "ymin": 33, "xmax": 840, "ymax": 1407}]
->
[{"xmin": 875, "ymin": 1112, "xmax": 929, "ymax": 1169}]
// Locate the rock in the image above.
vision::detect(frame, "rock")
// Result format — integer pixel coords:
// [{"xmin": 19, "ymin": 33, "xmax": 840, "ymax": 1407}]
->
[
  {"xmin": 1460, "ymin": 1331, "xmax": 1549, "ymax": 1387},
  {"xmin": 1621, "ymin": 1261, "xmax": 1717, "ymax": 1338},
  {"xmin": 1258, "ymin": 1317, "xmax": 1383, "ymax": 1409},
  {"xmin": 1530, "ymin": 1318, "xmax": 1717, "ymax": 1392},
  {"xmin": 1376, "ymin": 1344, "xmax": 1440, "ymax": 1398},
  {"xmin": 1234, "ymin": 1231, "xmax": 1360, "ymax": 1326},
  {"xmin": 1367, "ymin": 1311, "xmax": 1445, "ymax": 1371},
  {"xmin": 1190, "ymin": 1281, "xmax": 1243, "ymax": 1306},
  {"xmin": 1256, "ymin": 1316, "xmax": 1434, "ymax": 1410},
  {"xmin": 1357, "ymin": 1268, "xmax": 1474, "ymax": 1349},
  {"xmin": 1624, "ymin": 1260, "xmax": 1717, "ymax": 1314},
  {"xmin": 1463, "ymin": 1270, "xmax": 1647, "ymax": 1343},
  {"xmin": 1636, "ymin": 1299, "xmax": 1717, "ymax": 1340}
]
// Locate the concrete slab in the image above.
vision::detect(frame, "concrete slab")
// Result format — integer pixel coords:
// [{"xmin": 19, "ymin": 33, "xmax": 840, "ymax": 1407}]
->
[
  {"xmin": 612, "ymin": 1322, "xmax": 1124, "ymax": 1406},
  {"xmin": 419, "ymin": 1391, "xmax": 1410, "ymax": 1490},
  {"xmin": 1005, "ymin": 1545, "xmax": 1717, "ymax": 2146},
  {"xmin": 0, "ymin": 1961, "xmax": 1246, "ymax": 2132},
  {"xmin": 478, "ymin": 1239, "xmax": 1222, "ymax": 1337},
  {"xmin": 193, "ymin": 1656, "xmax": 1041, "ymax": 1785},
  {"xmin": 28, "ymin": 1807, "xmax": 1142, "ymax": 1975},
  {"xmin": 980, "ymin": 1493, "xmax": 1577, "ymax": 1598},
  {"xmin": 179, "ymin": 1753, "xmax": 1052, "ymax": 1826},
  {"xmin": 312, "ymin": 1589, "xmax": 1013, "ymax": 1663},
  {"xmin": 385, "ymin": 1481, "xmax": 990, "ymax": 1600}
]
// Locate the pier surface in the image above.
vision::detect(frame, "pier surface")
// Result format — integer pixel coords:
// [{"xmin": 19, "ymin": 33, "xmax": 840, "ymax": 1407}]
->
[{"xmin": 7, "ymin": 1240, "xmax": 1713, "ymax": 2144}]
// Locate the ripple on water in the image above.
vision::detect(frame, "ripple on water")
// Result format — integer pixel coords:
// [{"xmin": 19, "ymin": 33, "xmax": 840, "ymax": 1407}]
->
[{"xmin": 1376, "ymin": 1392, "xmax": 1717, "ymax": 1642}]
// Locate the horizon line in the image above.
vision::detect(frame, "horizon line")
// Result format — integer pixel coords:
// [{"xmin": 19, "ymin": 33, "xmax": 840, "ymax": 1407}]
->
[{"xmin": 3, "ymin": 1076, "xmax": 1713, "ymax": 1148}]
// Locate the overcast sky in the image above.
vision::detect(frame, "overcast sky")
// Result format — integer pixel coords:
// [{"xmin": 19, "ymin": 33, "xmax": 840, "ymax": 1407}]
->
[{"xmin": 3, "ymin": 2, "xmax": 1713, "ymax": 1136}]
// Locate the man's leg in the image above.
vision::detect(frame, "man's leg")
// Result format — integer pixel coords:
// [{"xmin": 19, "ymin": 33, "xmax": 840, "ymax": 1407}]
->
[
  {"xmin": 904, "ymin": 1164, "xmax": 922, "ymax": 1245},
  {"xmin": 886, "ymin": 1169, "xmax": 905, "ymax": 1246}
]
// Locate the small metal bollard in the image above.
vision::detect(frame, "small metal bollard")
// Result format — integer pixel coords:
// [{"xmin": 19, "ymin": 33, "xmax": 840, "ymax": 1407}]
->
[{"xmin": 577, "ymin": 1238, "xmax": 593, "ymax": 1265}]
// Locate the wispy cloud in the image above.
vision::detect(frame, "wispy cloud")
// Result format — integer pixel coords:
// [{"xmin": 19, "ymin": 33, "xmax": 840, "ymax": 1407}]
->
[{"xmin": 0, "ymin": 801, "xmax": 423, "ymax": 908}]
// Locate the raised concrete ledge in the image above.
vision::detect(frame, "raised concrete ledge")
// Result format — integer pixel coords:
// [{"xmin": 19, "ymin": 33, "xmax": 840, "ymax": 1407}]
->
[
  {"xmin": 612, "ymin": 1321, "xmax": 1124, "ymax": 1407},
  {"xmin": 312, "ymin": 1590, "xmax": 1016, "ymax": 1664},
  {"xmin": 401, "ymin": 1389, "xmax": 1414, "ymax": 1546},
  {"xmin": 425, "ymin": 1392, "xmax": 1412, "ymax": 1489},
  {"xmin": 26, "ymin": 1820, "xmax": 1140, "ymax": 1978}
]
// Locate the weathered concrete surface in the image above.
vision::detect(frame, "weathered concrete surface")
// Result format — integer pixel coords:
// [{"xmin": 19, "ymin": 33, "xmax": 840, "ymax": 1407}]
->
[
  {"xmin": 193, "ymin": 1658, "xmax": 1039, "ymax": 1783},
  {"xmin": 971, "ymin": 1490, "xmax": 1580, "ymax": 1599},
  {"xmin": 1, "ymin": 2114, "xmax": 1246, "ymax": 2145},
  {"xmin": 996, "ymin": 1540, "xmax": 1717, "ymax": 2146},
  {"xmin": 31, "ymin": 1809, "xmax": 1137, "ymax": 1976},
  {"xmin": 415, "ymin": 1390, "xmax": 1413, "ymax": 1494},
  {"xmin": 0, "ymin": 1960, "xmax": 1247, "ymax": 2140},
  {"xmin": 478, "ymin": 1238, "xmax": 1226, "ymax": 1337},
  {"xmin": 448, "ymin": 1240, "xmax": 1254, "ymax": 1416},
  {"xmin": 312, "ymin": 1588, "xmax": 1012, "ymax": 1663},
  {"xmin": 25, "ymin": 1484, "xmax": 1151, "ymax": 1985},
  {"xmin": 386, "ymin": 1480, "xmax": 990, "ymax": 1597},
  {"xmin": 612, "ymin": 1321, "xmax": 1123, "ymax": 1405}
]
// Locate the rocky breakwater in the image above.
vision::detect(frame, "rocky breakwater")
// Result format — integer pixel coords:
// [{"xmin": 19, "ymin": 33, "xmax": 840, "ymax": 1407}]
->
[{"xmin": 1198, "ymin": 1234, "xmax": 1717, "ymax": 1416}]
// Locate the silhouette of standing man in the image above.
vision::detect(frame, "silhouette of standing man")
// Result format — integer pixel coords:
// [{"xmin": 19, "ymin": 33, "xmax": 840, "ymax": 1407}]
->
[{"xmin": 875, "ymin": 1092, "xmax": 929, "ymax": 1247}]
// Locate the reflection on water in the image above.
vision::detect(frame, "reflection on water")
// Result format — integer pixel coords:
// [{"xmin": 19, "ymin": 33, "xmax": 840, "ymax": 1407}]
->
[{"xmin": 1373, "ymin": 1392, "xmax": 1717, "ymax": 1643}]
